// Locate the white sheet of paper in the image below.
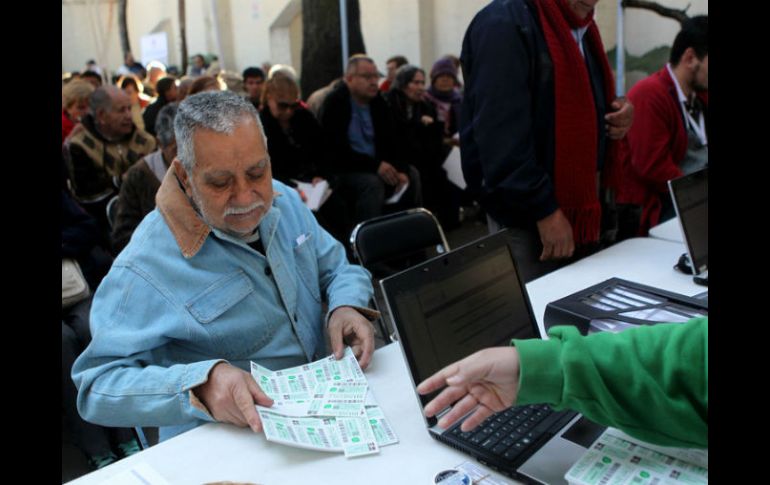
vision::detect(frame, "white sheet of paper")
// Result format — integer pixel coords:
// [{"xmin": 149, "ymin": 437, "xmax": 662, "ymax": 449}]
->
[
  {"xmin": 384, "ymin": 181, "xmax": 409, "ymax": 205},
  {"xmin": 442, "ymin": 145, "xmax": 467, "ymax": 190},
  {"xmin": 293, "ymin": 179, "xmax": 332, "ymax": 211}
]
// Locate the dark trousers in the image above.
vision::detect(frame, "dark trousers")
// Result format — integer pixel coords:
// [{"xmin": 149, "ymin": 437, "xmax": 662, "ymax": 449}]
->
[{"xmin": 336, "ymin": 165, "xmax": 423, "ymax": 225}]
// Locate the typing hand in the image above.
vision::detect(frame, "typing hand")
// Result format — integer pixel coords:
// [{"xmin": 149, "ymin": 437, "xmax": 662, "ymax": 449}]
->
[
  {"xmin": 194, "ymin": 362, "xmax": 274, "ymax": 432},
  {"xmin": 417, "ymin": 347, "xmax": 521, "ymax": 432}
]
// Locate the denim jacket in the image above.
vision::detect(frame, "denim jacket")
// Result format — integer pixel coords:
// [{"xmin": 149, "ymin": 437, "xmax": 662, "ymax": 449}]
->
[{"xmin": 72, "ymin": 169, "xmax": 377, "ymax": 440}]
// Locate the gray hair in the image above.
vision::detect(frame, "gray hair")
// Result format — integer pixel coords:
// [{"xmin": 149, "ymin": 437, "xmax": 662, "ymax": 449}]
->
[
  {"xmin": 345, "ymin": 54, "xmax": 375, "ymax": 75},
  {"xmin": 155, "ymin": 102, "xmax": 179, "ymax": 147},
  {"xmin": 89, "ymin": 85, "xmax": 122, "ymax": 116},
  {"xmin": 174, "ymin": 90, "xmax": 267, "ymax": 173}
]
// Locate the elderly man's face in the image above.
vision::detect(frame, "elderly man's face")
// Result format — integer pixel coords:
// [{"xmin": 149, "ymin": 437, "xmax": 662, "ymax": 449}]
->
[
  {"xmin": 179, "ymin": 118, "xmax": 273, "ymax": 239},
  {"xmin": 99, "ymin": 90, "xmax": 133, "ymax": 137}
]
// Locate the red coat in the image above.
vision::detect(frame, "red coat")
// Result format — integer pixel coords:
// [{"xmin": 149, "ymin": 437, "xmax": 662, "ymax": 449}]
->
[
  {"xmin": 62, "ymin": 110, "xmax": 75, "ymax": 145},
  {"xmin": 617, "ymin": 67, "xmax": 708, "ymax": 234}
]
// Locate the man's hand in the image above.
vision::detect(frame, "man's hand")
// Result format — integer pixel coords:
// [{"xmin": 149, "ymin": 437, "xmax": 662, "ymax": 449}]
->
[
  {"xmin": 377, "ymin": 161, "xmax": 400, "ymax": 186},
  {"xmin": 417, "ymin": 347, "xmax": 521, "ymax": 432},
  {"xmin": 328, "ymin": 306, "xmax": 375, "ymax": 370},
  {"xmin": 194, "ymin": 362, "xmax": 274, "ymax": 432},
  {"xmin": 536, "ymin": 209, "xmax": 574, "ymax": 261},
  {"xmin": 394, "ymin": 171, "xmax": 409, "ymax": 192},
  {"xmin": 605, "ymin": 96, "xmax": 634, "ymax": 140}
]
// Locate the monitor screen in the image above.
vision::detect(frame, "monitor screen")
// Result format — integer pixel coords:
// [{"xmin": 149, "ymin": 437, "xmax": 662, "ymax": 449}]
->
[{"xmin": 670, "ymin": 168, "xmax": 708, "ymax": 274}]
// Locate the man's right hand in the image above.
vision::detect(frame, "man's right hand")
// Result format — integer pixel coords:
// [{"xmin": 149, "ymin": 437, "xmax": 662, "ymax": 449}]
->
[
  {"xmin": 194, "ymin": 362, "xmax": 274, "ymax": 433},
  {"xmin": 536, "ymin": 209, "xmax": 575, "ymax": 261},
  {"xmin": 377, "ymin": 161, "xmax": 400, "ymax": 186}
]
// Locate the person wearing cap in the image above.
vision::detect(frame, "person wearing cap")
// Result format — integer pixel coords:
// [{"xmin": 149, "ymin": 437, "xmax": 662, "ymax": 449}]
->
[
  {"xmin": 424, "ymin": 56, "xmax": 463, "ymax": 162},
  {"xmin": 460, "ymin": 0, "xmax": 634, "ymax": 283}
]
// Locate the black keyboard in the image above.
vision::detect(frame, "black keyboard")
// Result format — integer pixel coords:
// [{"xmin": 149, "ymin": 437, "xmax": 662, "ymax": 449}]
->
[{"xmin": 448, "ymin": 404, "xmax": 555, "ymax": 461}]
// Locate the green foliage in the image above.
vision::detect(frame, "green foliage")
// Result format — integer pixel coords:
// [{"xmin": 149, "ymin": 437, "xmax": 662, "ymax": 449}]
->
[{"xmin": 605, "ymin": 45, "xmax": 671, "ymax": 74}]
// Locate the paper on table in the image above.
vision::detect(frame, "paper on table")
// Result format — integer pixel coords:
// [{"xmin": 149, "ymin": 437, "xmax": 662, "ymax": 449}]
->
[
  {"xmin": 442, "ymin": 145, "xmax": 467, "ymax": 190},
  {"xmin": 293, "ymin": 179, "xmax": 332, "ymax": 211},
  {"xmin": 97, "ymin": 462, "xmax": 172, "ymax": 485},
  {"xmin": 384, "ymin": 181, "xmax": 409, "ymax": 205},
  {"xmin": 252, "ymin": 347, "xmax": 399, "ymax": 457}
]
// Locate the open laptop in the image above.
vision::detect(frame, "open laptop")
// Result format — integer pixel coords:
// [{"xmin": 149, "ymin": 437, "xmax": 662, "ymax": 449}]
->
[
  {"xmin": 668, "ymin": 167, "xmax": 708, "ymax": 286},
  {"xmin": 380, "ymin": 230, "xmax": 605, "ymax": 485}
]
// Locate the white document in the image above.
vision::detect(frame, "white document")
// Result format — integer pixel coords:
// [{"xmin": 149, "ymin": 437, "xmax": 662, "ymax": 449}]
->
[
  {"xmin": 292, "ymin": 179, "xmax": 332, "ymax": 211},
  {"xmin": 442, "ymin": 145, "xmax": 467, "ymax": 190},
  {"xmin": 252, "ymin": 347, "xmax": 398, "ymax": 457},
  {"xmin": 565, "ymin": 428, "xmax": 707, "ymax": 485},
  {"xmin": 385, "ymin": 181, "xmax": 409, "ymax": 205}
]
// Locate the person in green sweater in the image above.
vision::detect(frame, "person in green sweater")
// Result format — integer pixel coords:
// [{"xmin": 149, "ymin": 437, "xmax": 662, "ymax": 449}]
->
[{"xmin": 418, "ymin": 317, "xmax": 707, "ymax": 449}]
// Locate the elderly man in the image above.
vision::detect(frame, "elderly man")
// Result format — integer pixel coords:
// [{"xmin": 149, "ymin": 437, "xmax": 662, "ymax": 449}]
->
[
  {"xmin": 64, "ymin": 85, "xmax": 157, "ymax": 236},
  {"xmin": 319, "ymin": 54, "xmax": 422, "ymax": 225},
  {"xmin": 72, "ymin": 91, "xmax": 377, "ymax": 442}
]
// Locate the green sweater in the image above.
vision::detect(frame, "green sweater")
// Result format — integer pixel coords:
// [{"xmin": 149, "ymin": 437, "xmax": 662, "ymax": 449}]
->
[{"xmin": 513, "ymin": 318, "xmax": 708, "ymax": 449}]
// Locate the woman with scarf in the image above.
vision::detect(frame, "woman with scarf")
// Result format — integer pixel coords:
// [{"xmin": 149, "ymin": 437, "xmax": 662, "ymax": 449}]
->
[
  {"xmin": 424, "ymin": 57, "xmax": 463, "ymax": 164},
  {"xmin": 460, "ymin": 0, "xmax": 634, "ymax": 282}
]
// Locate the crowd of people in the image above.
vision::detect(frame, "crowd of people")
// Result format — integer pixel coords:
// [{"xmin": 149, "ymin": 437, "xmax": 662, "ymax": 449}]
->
[{"xmin": 62, "ymin": 1, "xmax": 708, "ymax": 472}]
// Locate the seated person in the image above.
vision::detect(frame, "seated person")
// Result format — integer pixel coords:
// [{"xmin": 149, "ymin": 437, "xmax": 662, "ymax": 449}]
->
[
  {"xmin": 111, "ymin": 103, "xmax": 178, "ymax": 253},
  {"xmin": 62, "ymin": 189, "xmax": 139, "ymax": 469},
  {"xmin": 72, "ymin": 91, "xmax": 378, "ymax": 442},
  {"xmin": 259, "ymin": 71, "xmax": 351, "ymax": 246},
  {"xmin": 318, "ymin": 54, "xmax": 422, "ymax": 225},
  {"xmin": 385, "ymin": 65, "xmax": 460, "ymax": 230}
]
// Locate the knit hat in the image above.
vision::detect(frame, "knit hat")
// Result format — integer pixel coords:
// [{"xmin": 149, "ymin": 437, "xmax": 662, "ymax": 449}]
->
[{"xmin": 430, "ymin": 57, "xmax": 458, "ymax": 85}]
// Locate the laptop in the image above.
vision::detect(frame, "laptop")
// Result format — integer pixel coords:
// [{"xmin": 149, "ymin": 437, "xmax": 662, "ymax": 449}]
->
[
  {"xmin": 380, "ymin": 230, "xmax": 605, "ymax": 485},
  {"xmin": 668, "ymin": 167, "xmax": 708, "ymax": 285}
]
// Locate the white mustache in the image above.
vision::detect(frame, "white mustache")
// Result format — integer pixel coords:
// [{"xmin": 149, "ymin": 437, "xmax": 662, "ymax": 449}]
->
[{"xmin": 224, "ymin": 201, "xmax": 264, "ymax": 216}]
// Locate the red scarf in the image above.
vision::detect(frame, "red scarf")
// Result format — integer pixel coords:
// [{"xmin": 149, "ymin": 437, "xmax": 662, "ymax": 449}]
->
[{"xmin": 534, "ymin": 0, "xmax": 622, "ymax": 245}]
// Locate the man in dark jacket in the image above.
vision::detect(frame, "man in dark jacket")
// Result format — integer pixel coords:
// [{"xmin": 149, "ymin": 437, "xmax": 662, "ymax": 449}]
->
[
  {"xmin": 460, "ymin": 0, "xmax": 633, "ymax": 282},
  {"xmin": 142, "ymin": 76, "xmax": 178, "ymax": 136},
  {"xmin": 318, "ymin": 55, "xmax": 421, "ymax": 225}
]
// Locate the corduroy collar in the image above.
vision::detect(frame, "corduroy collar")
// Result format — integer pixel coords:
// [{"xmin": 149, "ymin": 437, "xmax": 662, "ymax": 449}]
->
[{"xmin": 154, "ymin": 167, "xmax": 282, "ymax": 258}]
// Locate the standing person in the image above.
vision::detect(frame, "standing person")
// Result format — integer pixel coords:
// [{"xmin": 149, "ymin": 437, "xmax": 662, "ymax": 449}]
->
[
  {"xmin": 187, "ymin": 54, "xmax": 208, "ymax": 78},
  {"xmin": 616, "ymin": 16, "xmax": 708, "ymax": 237},
  {"xmin": 460, "ymin": 0, "xmax": 634, "ymax": 282}
]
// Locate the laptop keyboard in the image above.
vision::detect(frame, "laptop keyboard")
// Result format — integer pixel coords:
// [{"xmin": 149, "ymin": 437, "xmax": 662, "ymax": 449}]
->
[{"xmin": 449, "ymin": 404, "xmax": 555, "ymax": 461}]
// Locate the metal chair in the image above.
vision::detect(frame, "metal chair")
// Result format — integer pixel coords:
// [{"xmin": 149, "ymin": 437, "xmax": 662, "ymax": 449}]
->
[
  {"xmin": 350, "ymin": 208, "xmax": 450, "ymax": 341},
  {"xmin": 105, "ymin": 195, "xmax": 120, "ymax": 229}
]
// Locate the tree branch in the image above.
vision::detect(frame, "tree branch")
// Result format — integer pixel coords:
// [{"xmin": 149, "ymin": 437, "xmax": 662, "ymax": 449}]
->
[{"xmin": 622, "ymin": 0, "xmax": 690, "ymax": 25}]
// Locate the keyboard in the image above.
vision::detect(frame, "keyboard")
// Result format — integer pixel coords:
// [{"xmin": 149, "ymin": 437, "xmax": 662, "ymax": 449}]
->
[{"xmin": 448, "ymin": 404, "xmax": 556, "ymax": 461}]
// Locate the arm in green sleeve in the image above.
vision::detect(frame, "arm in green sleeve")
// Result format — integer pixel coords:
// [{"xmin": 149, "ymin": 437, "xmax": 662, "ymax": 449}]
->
[{"xmin": 512, "ymin": 317, "xmax": 708, "ymax": 448}]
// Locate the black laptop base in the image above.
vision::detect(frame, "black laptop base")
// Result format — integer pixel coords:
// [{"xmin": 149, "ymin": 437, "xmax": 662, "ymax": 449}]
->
[{"xmin": 435, "ymin": 404, "xmax": 579, "ymax": 484}]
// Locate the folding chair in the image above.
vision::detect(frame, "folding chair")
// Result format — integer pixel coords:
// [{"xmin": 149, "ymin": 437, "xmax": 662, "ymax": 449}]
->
[
  {"xmin": 350, "ymin": 208, "xmax": 450, "ymax": 341},
  {"xmin": 105, "ymin": 195, "xmax": 119, "ymax": 229}
]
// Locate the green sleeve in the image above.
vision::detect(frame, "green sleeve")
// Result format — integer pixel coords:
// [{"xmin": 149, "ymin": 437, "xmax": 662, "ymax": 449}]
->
[{"xmin": 512, "ymin": 318, "xmax": 708, "ymax": 448}]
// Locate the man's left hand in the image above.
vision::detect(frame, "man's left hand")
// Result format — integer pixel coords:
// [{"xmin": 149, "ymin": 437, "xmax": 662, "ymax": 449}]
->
[
  {"xmin": 328, "ymin": 306, "xmax": 375, "ymax": 370},
  {"xmin": 605, "ymin": 97, "xmax": 634, "ymax": 140}
]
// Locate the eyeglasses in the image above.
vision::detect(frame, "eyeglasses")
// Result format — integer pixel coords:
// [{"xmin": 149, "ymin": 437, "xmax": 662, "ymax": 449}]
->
[{"xmin": 355, "ymin": 73, "xmax": 379, "ymax": 81}]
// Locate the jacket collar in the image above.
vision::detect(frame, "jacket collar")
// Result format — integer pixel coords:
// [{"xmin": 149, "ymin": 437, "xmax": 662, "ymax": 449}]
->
[{"xmin": 155, "ymin": 167, "xmax": 283, "ymax": 259}]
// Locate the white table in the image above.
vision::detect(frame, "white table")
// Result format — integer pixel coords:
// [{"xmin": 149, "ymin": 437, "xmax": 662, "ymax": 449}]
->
[
  {"xmin": 527, "ymin": 237, "xmax": 701, "ymax": 338},
  {"xmin": 647, "ymin": 218, "xmax": 683, "ymax": 243},
  {"xmin": 66, "ymin": 343, "xmax": 519, "ymax": 485},
  {"xmin": 68, "ymin": 238, "xmax": 702, "ymax": 485}
]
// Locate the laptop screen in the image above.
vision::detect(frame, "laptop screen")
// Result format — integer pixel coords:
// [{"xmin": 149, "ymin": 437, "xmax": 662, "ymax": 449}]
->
[
  {"xmin": 669, "ymin": 167, "xmax": 708, "ymax": 274},
  {"xmin": 381, "ymin": 231, "xmax": 539, "ymax": 407}
]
